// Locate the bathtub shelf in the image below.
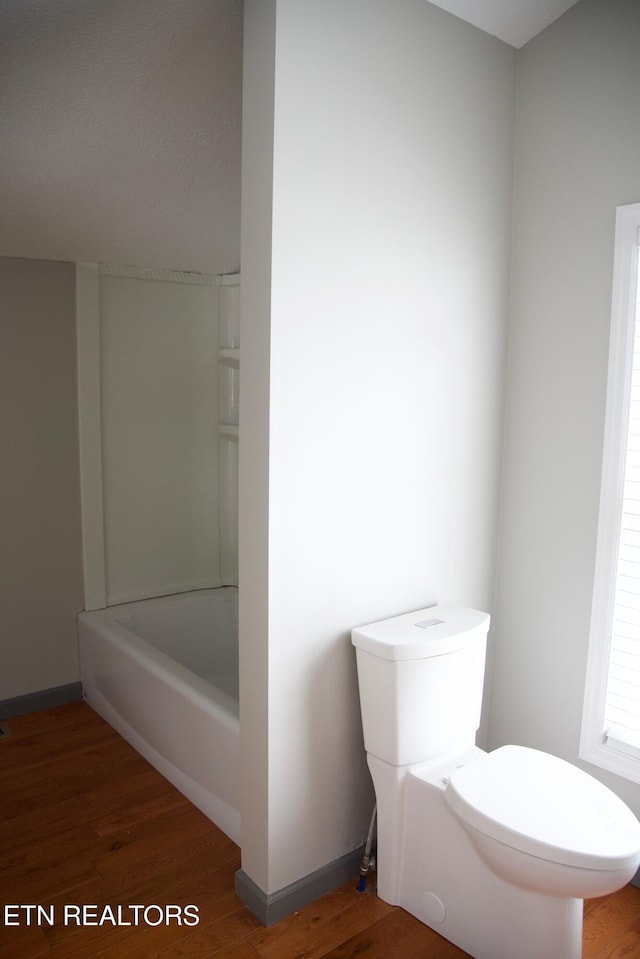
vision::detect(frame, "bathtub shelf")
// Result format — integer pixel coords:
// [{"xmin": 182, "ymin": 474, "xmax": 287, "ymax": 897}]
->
[
  {"xmin": 218, "ymin": 275, "xmax": 239, "ymax": 588},
  {"xmin": 219, "ymin": 348, "xmax": 240, "ymax": 367}
]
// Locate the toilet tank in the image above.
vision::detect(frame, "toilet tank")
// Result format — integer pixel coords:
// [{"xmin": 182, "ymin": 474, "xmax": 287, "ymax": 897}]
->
[{"xmin": 352, "ymin": 605, "xmax": 490, "ymax": 766}]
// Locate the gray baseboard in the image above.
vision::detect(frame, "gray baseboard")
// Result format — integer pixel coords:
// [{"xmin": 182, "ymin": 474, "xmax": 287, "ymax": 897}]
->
[
  {"xmin": 236, "ymin": 846, "xmax": 640, "ymax": 921},
  {"xmin": 0, "ymin": 682, "xmax": 83, "ymax": 719},
  {"xmin": 235, "ymin": 845, "xmax": 365, "ymax": 926}
]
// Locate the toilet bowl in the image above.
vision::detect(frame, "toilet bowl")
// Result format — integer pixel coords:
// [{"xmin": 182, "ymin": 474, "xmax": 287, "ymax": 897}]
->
[
  {"xmin": 445, "ymin": 744, "xmax": 640, "ymax": 899},
  {"xmin": 352, "ymin": 605, "xmax": 640, "ymax": 959}
]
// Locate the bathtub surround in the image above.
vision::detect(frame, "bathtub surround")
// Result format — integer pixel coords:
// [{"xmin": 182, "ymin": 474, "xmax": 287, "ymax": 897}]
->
[
  {"xmin": 76, "ymin": 266, "xmax": 239, "ymax": 609},
  {"xmin": 98, "ymin": 267, "xmax": 219, "ymax": 603}
]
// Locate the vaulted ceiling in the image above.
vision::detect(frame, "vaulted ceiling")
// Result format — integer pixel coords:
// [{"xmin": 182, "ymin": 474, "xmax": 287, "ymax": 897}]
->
[{"xmin": 428, "ymin": 0, "xmax": 581, "ymax": 48}]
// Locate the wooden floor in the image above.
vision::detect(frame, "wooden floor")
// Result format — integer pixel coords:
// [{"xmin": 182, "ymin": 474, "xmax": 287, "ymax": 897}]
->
[{"xmin": 1, "ymin": 702, "xmax": 639, "ymax": 959}]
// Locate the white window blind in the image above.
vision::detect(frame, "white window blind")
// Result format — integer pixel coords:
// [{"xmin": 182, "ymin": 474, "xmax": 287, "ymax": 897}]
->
[
  {"xmin": 604, "ymin": 258, "xmax": 640, "ymax": 758},
  {"xmin": 581, "ymin": 204, "xmax": 640, "ymax": 783}
]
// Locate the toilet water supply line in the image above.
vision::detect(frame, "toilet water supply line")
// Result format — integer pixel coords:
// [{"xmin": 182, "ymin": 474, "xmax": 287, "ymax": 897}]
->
[{"xmin": 357, "ymin": 803, "xmax": 377, "ymax": 892}]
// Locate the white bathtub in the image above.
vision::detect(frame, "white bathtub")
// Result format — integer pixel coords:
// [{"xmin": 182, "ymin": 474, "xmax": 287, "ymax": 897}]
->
[{"xmin": 78, "ymin": 587, "xmax": 240, "ymax": 844}]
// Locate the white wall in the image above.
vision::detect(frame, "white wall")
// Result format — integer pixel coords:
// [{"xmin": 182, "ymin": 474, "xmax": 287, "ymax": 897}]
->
[
  {"xmin": 0, "ymin": 258, "xmax": 84, "ymax": 700},
  {"xmin": 489, "ymin": 0, "xmax": 640, "ymax": 816},
  {"xmin": 237, "ymin": 0, "xmax": 276, "ymax": 891},
  {"xmin": 240, "ymin": 0, "xmax": 516, "ymax": 894}
]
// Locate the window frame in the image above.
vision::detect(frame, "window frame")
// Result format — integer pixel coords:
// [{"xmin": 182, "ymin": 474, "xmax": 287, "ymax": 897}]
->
[{"xmin": 580, "ymin": 202, "xmax": 640, "ymax": 784}]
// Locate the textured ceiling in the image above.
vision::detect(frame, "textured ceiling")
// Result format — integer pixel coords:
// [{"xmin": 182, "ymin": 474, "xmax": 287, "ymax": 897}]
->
[
  {"xmin": 426, "ymin": 0, "xmax": 581, "ymax": 48},
  {"xmin": 0, "ymin": 0, "xmax": 243, "ymax": 274},
  {"xmin": 0, "ymin": 0, "xmax": 579, "ymax": 273}
]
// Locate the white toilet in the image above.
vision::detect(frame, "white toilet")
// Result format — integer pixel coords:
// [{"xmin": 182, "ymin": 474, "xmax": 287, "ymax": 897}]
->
[{"xmin": 352, "ymin": 605, "xmax": 640, "ymax": 959}]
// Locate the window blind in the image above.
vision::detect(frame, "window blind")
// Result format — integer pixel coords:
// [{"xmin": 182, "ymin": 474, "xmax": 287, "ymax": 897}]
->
[{"xmin": 604, "ymin": 262, "xmax": 640, "ymax": 757}]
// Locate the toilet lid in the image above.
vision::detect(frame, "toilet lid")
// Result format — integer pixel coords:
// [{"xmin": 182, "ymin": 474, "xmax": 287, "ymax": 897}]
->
[{"xmin": 445, "ymin": 745, "xmax": 640, "ymax": 871}]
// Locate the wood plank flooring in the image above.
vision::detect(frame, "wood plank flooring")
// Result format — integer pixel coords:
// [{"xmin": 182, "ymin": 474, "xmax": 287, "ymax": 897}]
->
[{"xmin": 1, "ymin": 701, "xmax": 639, "ymax": 959}]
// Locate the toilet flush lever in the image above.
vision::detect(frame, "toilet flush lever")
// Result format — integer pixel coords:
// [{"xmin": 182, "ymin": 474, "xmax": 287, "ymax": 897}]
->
[{"xmin": 415, "ymin": 618, "xmax": 444, "ymax": 629}]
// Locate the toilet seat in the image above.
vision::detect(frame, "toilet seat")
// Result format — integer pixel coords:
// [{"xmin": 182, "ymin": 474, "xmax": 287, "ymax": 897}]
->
[{"xmin": 445, "ymin": 745, "xmax": 640, "ymax": 871}]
